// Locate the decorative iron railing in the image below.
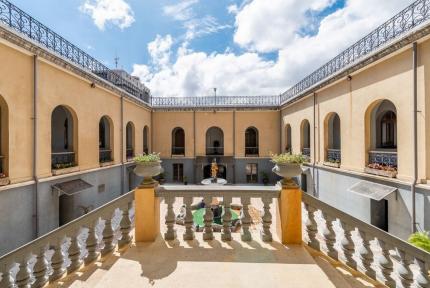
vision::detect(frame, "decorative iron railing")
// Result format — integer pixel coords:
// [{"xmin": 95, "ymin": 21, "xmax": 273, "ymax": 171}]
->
[
  {"xmin": 280, "ymin": 0, "xmax": 430, "ymax": 104},
  {"xmin": 368, "ymin": 150, "xmax": 397, "ymax": 167},
  {"xmin": 151, "ymin": 96, "xmax": 280, "ymax": 108},
  {"xmin": 126, "ymin": 148, "xmax": 134, "ymax": 160},
  {"xmin": 51, "ymin": 151, "xmax": 75, "ymax": 169},
  {"xmin": 0, "ymin": 0, "xmax": 150, "ymax": 103},
  {"xmin": 206, "ymin": 147, "xmax": 224, "ymax": 156},
  {"xmin": 172, "ymin": 146, "xmax": 185, "ymax": 156},
  {"xmin": 302, "ymin": 148, "xmax": 310, "ymax": 157},
  {"xmin": 245, "ymin": 147, "xmax": 259, "ymax": 156},
  {"xmin": 327, "ymin": 148, "xmax": 341, "ymax": 162},
  {"xmin": 99, "ymin": 149, "xmax": 112, "ymax": 163}
]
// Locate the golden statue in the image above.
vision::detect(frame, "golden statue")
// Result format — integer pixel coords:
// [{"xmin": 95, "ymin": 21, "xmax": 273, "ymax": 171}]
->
[{"xmin": 210, "ymin": 159, "xmax": 218, "ymax": 179}]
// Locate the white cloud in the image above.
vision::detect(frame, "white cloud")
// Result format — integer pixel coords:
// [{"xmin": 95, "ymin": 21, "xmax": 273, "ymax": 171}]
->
[
  {"xmin": 184, "ymin": 16, "xmax": 231, "ymax": 41},
  {"xmin": 227, "ymin": 4, "xmax": 239, "ymax": 15},
  {"xmin": 80, "ymin": 0, "xmax": 135, "ymax": 30},
  {"xmin": 163, "ymin": 0, "xmax": 199, "ymax": 21},
  {"xmin": 147, "ymin": 34, "xmax": 174, "ymax": 68},
  {"xmin": 134, "ymin": 0, "xmax": 411, "ymax": 97}
]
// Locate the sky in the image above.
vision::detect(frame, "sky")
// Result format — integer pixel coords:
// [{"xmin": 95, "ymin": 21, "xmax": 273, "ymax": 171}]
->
[{"xmin": 12, "ymin": 0, "xmax": 411, "ymax": 97}]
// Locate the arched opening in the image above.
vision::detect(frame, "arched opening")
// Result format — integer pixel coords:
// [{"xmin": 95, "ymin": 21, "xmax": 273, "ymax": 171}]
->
[
  {"xmin": 126, "ymin": 122, "xmax": 135, "ymax": 160},
  {"xmin": 324, "ymin": 113, "xmax": 341, "ymax": 164},
  {"xmin": 143, "ymin": 125, "xmax": 149, "ymax": 154},
  {"xmin": 245, "ymin": 127, "xmax": 259, "ymax": 156},
  {"xmin": 285, "ymin": 124, "xmax": 292, "ymax": 153},
  {"xmin": 365, "ymin": 99, "xmax": 398, "ymax": 175},
  {"xmin": 51, "ymin": 105, "xmax": 77, "ymax": 169},
  {"xmin": 0, "ymin": 95, "xmax": 9, "ymax": 182},
  {"xmin": 206, "ymin": 127, "xmax": 224, "ymax": 155},
  {"xmin": 300, "ymin": 119, "xmax": 311, "ymax": 157},
  {"xmin": 99, "ymin": 116, "xmax": 113, "ymax": 163},
  {"xmin": 172, "ymin": 127, "xmax": 185, "ymax": 156}
]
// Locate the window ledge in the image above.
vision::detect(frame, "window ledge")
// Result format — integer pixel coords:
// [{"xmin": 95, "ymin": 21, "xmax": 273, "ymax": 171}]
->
[{"xmin": 52, "ymin": 166, "xmax": 79, "ymax": 176}]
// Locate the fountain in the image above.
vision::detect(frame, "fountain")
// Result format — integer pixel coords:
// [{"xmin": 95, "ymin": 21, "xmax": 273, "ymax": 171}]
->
[{"xmin": 201, "ymin": 158, "xmax": 227, "ymax": 185}]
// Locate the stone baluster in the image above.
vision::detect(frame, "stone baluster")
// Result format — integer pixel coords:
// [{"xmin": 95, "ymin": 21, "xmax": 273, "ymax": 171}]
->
[
  {"xmin": 321, "ymin": 212, "xmax": 337, "ymax": 259},
  {"xmin": 67, "ymin": 229, "xmax": 83, "ymax": 274},
  {"xmin": 339, "ymin": 222, "xmax": 356, "ymax": 269},
  {"xmin": 15, "ymin": 258, "xmax": 30, "ymax": 288},
  {"xmin": 101, "ymin": 214, "xmax": 115, "ymax": 256},
  {"xmin": 49, "ymin": 239, "xmax": 66, "ymax": 282},
  {"xmin": 241, "ymin": 196, "xmax": 252, "ymax": 242},
  {"xmin": 0, "ymin": 264, "xmax": 13, "ymax": 288},
  {"xmin": 375, "ymin": 239, "xmax": 395, "ymax": 288},
  {"xmin": 261, "ymin": 197, "xmax": 273, "ymax": 242},
  {"xmin": 84, "ymin": 219, "xmax": 100, "ymax": 265},
  {"xmin": 183, "ymin": 196, "xmax": 194, "ymax": 241},
  {"xmin": 32, "ymin": 246, "xmax": 49, "ymax": 288},
  {"xmin": 221, "ymin": 195, "xmax": 232, "ymax": 241},
  {"xmin": 357, "ymin": 230, "xmax": 375, "ymax": 279},
  {"xmin": 304, "ymin": 203, "xmax": 319, "ymax": 250},
  {"xmin": 164, "ymin": 196, "xmax": 176, "ymax": 240},
  {"xmin": 118, "ymin": 202, "xmax": 132, "ymax": 248},
  {"xmin": 203, "ymin": 196, "xmax": 214, "ymax": 241},
  {"xmin": 395, "ymin": 249, "xmax": 414, "ymax": 288},
  {"xmin": 414, "ymin": 258, "xmax": 430, "ymax": 288}
]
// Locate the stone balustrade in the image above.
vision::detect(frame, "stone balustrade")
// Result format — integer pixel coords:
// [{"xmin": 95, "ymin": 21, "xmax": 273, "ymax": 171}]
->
[
  {"xmin": 302, "ymin": 192, "xmax": 430, "ymax": 288},
  {"xmin": 0, "ymin": 191, "xmax": 134, "ymax": 288},
  {"xmin": 154, "ymin": 185, "xmax": 281, "ymax": 242}
]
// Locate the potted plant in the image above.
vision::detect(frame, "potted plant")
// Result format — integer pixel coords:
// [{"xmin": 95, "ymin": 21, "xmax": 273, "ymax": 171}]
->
[
  {"xmin": 183, "ymin": 176, "xmax": 188, "ymax": 185},
  {"xmin": 271, "ymin": 152, "xmax": 306, "ymax": 185},
  {"xmin": 133, "ymin": 152, "xmax": 163, "ymax": 184},
  {"xmin": 260, "ymin": 172, "xmax": 269, "ymax": 185}
]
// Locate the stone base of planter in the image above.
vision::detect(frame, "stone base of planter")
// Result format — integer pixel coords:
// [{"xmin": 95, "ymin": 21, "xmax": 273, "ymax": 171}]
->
[
  {"xmin": 0, "ymin": 177, "xmax": 10, "ymax": 186},
  {"xmin": 100, "ymin": 161, "xmax": 114, "ymax": 167},
  {"xmin": 52, "ymin": 166, "xmax": 79, "ymax": 176},
  {"xmin": 323, "ymin": 162, "xmax": 340, "ymax": 168},
  {"xmin": 364, "ymin": 167, "xmax": 397, "ymax": 178}
]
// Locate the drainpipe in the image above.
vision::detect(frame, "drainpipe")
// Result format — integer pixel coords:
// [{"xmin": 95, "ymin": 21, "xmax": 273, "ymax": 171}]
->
[
  {"xmin": 193, "ymin": 110, "xmax": 196, "ymax": 183},
  {"xmin": 32, "ymin": 55, "xmax": 39, "ymax": 238},
  {"xmin": 120, "ymin": 95, "xmax": 124, "ymax": 195},
  {"xmin": 233, "ymin": 110, "xmax": 236, "ymax": 184},
  {"xmin": 313, "ymin": 92, "xmax": 317, "ymax": 197},
  {"xmin": 412, "ymin": 42, "xmax": 418, "ymax": 233}
]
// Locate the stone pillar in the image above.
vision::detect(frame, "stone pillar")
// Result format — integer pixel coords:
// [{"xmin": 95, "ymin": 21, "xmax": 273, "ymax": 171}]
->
[
  {"xmin": 135, "ymin": 182, "xmax": 160, "ymax": 242},
  {"xmin": 278, "ymin": 178, "xmax": 302, "ymax": 244}
]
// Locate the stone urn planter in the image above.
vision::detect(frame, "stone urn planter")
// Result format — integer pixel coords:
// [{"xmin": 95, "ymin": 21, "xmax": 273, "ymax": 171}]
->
[
  {"xmin": 134, "ymin": 161, "xmax": 163, "ymax": 184},
  {"xmin": 272, "ymin": 163, "xmax": 303, "ymax": 186}
]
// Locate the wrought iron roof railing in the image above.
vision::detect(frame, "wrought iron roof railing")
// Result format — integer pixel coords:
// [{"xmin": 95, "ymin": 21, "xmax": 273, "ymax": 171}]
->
[
  {"xmin": 0, "ymin": 0, "xmax": 151, "ymax": 104},
  {"xmin": 151, "ymin": 95, "xmax": 280, "ymax": 108},
  {"xmin": 280, "ymin": 0, "xmax": 430, "ymax": 105}
]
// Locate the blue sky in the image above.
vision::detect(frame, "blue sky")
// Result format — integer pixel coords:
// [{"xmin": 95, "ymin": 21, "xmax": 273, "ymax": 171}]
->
[{"xmin": 10, "ymin": 0, "xmax": 410, "ymax": 97}]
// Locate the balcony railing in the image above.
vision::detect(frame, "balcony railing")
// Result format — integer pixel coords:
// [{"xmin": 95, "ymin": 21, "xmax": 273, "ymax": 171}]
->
[
  {"xmin": 51, "ymin": 151, "xmax": 75, "ymax": 169},
  {"xmin": 172, "ymin": 146, "xmax": 185, "ymax": 156},
  {"xmin": 0, "ymin": 0, "xmax": 150, "ymax": 104},
  {"xmin": 302, "ymin": 148, "xmax": 310, "ymax": 158},
  {"xmin": 99, "ymin": 149, "xmax": 112, "ymax": 163},
  {"xmin": 126, "ymin": 148, "xmax": 134, "ymax": 161},
  {"xmin": 206, "ymin": 146, "xmax": 224, "ymax": 156},
  {"xmin": 368, "ymin": 150, "xmax": 397, "ymax": 167},
  {"xmin": 280, "ymin": 0, "xmax": 430, "ymax": 105},
  {"xmin": 327, "ymin": 148, "xmax": 341, "ymax": 162},
  {"xmin": 151, "ymin": 96, "xmax": 280, "ymax": 108},
  {"xmin": 245, "ymin": 147, "xmax": 259, "ymax": 156},
  {"xmin": 0, "ymin": 190, "xmax": 134, "ymax": 287}
]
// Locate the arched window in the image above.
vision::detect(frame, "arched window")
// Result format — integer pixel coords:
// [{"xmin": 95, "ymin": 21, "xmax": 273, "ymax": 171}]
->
[
  {"xmin": 300, "ymin": 119, "xmax": 310, "ymax": 157},
  {"xmin": 0, "ymin": 96, "xmax": 9, "ymax": 180},
  {"xmin": 51, "ymin": 105, "xmax": 77, "ymax": 169},
  {"xmin": 285, "ymin": 124, "xmax": 291, "ymax": 153},
  {"xmin": 366, "ymin": 99, "xmax": 398, "ymax": 170},
  {"xmin": 172, "ymin": 127, "xmax": 185, "ymax": 155},
  {"xmin": 143, "ymin": 125, "xmax": 149, "ymax": 154},
  {"xmin": 206, "ymin": 127, "xmax": 224, "ymax": 155},
  {"xmin": 245, "ymin": 127, "xmax": 259, "ymax": 156},
  {"xmin": 126, "ymin": 122, "xmax": 135, "ymax": 160},
  {"xmin": 99, "ymin": 116, "xmax": 113, "ymax": 163},
  {"xmin": 325, "ymin": 113, "xmax": 341, "ymax": 163}
]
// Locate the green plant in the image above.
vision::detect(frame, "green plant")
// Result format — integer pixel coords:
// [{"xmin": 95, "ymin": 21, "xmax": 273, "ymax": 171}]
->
[
  {"xmin": 260, "ymin": 171, "xmax": 269, "ymax": 179},
  {"xmin": 270, "ymin": 152, "xmax": 307, "ymax": 164},
  {"xmin": 133, "ymin": 152, "xmax": 160, "ymax": 163},
  {"xmin": 408, "ymin": 232, "xmax": 430, "ymax": 252}
]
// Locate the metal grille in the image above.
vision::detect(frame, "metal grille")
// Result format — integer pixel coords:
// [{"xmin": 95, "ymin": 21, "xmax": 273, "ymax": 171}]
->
[
  {"xmin": 0, "ymin": 0, "xmax": 150, "ymax": 103},
  {"xmin": 151, "ymin": 96, "xmax": 280, "ymax": 108},
  {"xmin": 327, "ymin": 149, "xmax": 341, "ymax": 162},
  {"xmin": 368, "ymin": 150, "xmax": 397, "ymax": 167},
  {"xmin": 281, "ymin": 0, "xmax": 430, "ymax": 104}
]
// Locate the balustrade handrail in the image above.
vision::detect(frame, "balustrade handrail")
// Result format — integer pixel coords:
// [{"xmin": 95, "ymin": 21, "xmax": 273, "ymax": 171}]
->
[
  {"xmin": 302, "ymin": 192, "xmax": 430, "ymax": 262},
  {"xmin": 0, "ymin": 190, "xmax": 134, "ymax": 263},
  {"xmin": 369, "ymin": 150, "xmax": 398, "ymax": 154},
  {"xmin": 51, "ymin": 151, "xmax": 75, "ymax": 155},
  {"xmin": 151, "ymin": 95, "xmax": 281, "ymax": 108}
]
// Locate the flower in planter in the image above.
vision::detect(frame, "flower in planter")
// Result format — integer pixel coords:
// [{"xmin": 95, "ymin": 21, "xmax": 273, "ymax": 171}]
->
[
  {"xmin": 0, "ymin": 173, "xmax": 6, "ymax": 178},
  {"xmin": 133, "ymin": 152, "xmax": 161, "ymax": 163},
  {"xmin": 270, "ymin": 152, "xmax": 308, "ymax": 164}
]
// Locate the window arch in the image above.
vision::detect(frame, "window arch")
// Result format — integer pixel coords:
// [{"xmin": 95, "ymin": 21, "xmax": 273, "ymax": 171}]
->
[
  {"xmin": 0, "ymin": 95, "xmax": 9, "ymax": 178},
  {"xmin": 300, "ymin": 119, "xmax": 311, "ymax": 157},
  {"xmin": 143, "ymin": 125, "xmax": 149, "ymax": 154},
  {"xmin": 172, "ymin": 127, "xmax": 185, "ymax": 155},
  {"xmin": 324, "ymin": 113, "xmax": 341, "ymax": 163},
  {"xmin": 206, "ymin": 127, "xmax": 224, "ymax": 155},
  {"xmin": 99, "ymin": 116, "xmax": 113, "ymax": 163},
  {"xmin": 245, "ymin": 127, "xmax": 259, "ymax": 156},
  {"xmin": 285, "ymin": 124, "xmax": 291, "ymax": 153},
  {"xmin": 126, "ymin": 121, "xmax": 135, "ymax": 160},
  {"xmin": 51, "ymin": 105, "xmax": 77, "ymax": 169}
]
